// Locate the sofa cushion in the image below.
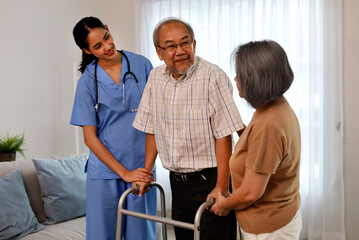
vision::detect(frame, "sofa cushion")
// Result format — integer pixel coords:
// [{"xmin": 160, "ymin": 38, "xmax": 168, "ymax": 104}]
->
[
  {"xmin": 33, "ymin": 154, "xmax": 87, "ymax": 224},
  {"xmin": 0, "ymin": 170, "xmax": 44, "ymax": 239},
  {"xmin": 0, "ymin": 159, "xmax": 46, "ymax": 223},
  {"xmin": 20, "ymin": 216, "xmax": 86, "ymax": 240}
]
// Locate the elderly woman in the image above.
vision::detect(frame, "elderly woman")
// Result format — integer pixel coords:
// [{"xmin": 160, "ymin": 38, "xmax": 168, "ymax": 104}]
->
[{"xmin": 211, "ymin": 40, "xmax": 302, "ymax": 240}]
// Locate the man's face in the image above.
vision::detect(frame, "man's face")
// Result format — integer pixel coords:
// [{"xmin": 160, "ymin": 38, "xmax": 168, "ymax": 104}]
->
[{"xmin": 156, "ymin": 22, "xmax": 196, "ymax": 80}]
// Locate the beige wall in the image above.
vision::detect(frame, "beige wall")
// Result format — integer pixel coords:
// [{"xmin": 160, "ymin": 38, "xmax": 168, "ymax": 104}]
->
[
  {"xmin": 0, "ymin": 0, "xmax": 106, "ymax": 159},
  {"xmin": 104, "ymin": 1, "xmax": 137, "ymax": 52},
  {"xmin": 343, "ymin": 0, "xmax": 359, "ymax": 239},
  {"xmin": 0, "ymin": 0, "xmax": 137, "ymax": 160}
]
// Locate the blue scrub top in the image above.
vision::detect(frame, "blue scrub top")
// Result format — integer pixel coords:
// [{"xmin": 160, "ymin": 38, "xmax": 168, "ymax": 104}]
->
[{"xmin": 70, "ymin": 50, "xmax": 153, "ymax": 179}]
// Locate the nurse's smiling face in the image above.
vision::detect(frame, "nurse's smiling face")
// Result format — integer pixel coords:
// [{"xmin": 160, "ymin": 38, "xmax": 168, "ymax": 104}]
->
[{"xmin": 83, "ymin": 26, "xmax": 118, "ymax": 61}]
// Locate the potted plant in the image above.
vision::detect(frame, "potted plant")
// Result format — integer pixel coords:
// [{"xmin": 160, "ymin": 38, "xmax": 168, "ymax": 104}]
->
[{"xmin": 0, "ymin": 132, "xmax": 26, "ymax": 162}]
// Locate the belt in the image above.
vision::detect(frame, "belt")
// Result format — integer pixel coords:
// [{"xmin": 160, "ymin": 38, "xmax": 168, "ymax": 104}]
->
[{"xmin": 170, "ymin": 167, "xmax": 216, "ymax": 183}]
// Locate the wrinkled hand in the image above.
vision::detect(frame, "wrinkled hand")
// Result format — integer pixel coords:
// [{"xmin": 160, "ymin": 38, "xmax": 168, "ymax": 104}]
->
[
  {"xmin": 206, "ymin": 186, "xmax": 230, "ymax": 210},
  {"xmin": 122, "ymin": 168, "xmax": 154, "ymax": 183},
  {"xmin": 206, "ymin": 186, "xmax": 230, "ymax": 201},
  {"xmin": 132, "ymin": 181, "xmax": 151, "ymax": 197},
  {"xmin": 206, "ymin": 186, "xmax": 230, "ymax": 202},
  {"xmin": 211, "ymin": 192, "xmax": 230, "ymax": 216}
]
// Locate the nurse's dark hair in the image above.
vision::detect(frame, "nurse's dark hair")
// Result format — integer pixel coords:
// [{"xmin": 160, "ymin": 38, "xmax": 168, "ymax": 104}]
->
[
  {"xmin": 153, "ymin": 17, "xmax": 195, "ymax": 47},
  {"xmin": 73, "ymin": 16, "xmax": 106, "ymax": 73},
  {"xmin": 233, "ymin": 40, "xmax": 294, "ymax": 108}
]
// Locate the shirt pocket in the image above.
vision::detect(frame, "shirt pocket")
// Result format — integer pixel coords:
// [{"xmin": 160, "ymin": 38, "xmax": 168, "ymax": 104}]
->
[
  {"xmin": 184, "ymin": 108, "xmax": 209, "ymax": 139},
  {"xmin": 180, "ymin": 108, "xmax": 213, "ymax": 157}
]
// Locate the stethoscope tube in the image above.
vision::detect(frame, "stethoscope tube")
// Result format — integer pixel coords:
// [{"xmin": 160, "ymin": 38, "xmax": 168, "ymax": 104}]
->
[{"xmin": 94, "ymin": 50, "xmax": 141, "ymax": 112}]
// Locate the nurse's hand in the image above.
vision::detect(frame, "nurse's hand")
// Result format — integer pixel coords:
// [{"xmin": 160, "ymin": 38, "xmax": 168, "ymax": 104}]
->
[
  {"xmin": 132, "ymin": 181, "xmax": 151, "ymax": 197},
  {"xmin": 122, "ymin": 168, "xmax": 154, "ymax": 183}
]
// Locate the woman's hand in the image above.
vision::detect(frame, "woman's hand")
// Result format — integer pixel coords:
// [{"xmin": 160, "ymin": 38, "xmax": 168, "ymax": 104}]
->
[
  {"xmin": 206, "ymin": 186, "xmax": 230, "ymax": 210},
  {"xmin": 211, "ymin": 192, "xmax": 230, "ymax": 216},
  {"xmin": 122, "ymin": 168, "xmax": 154, "ymax": 183},
  {"xmin": 207, "ymin": 186, "xmax": 230, "ymax": 201}
]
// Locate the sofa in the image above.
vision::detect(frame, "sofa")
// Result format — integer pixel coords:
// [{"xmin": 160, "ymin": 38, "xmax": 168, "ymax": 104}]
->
[{"xmin": 0, "ymin": 155, "xmax": 86, "ymax": 240}]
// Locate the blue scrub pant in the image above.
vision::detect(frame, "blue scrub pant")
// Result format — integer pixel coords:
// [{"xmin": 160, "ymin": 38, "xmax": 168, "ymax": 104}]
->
[{"xmin": 86, "ymin": 177, "xmax": 156, "ymax": 240}]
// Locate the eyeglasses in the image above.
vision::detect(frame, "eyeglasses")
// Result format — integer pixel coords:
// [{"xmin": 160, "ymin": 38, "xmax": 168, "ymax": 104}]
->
[{"xmin": 157, "ymin": 40, "xmax": 193, "ymax": 52}]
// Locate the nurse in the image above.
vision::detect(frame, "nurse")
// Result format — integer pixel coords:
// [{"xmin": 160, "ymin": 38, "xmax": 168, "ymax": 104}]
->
[{"xmin": 70, "ymin": 16, "xmax": 156, "ymax": 240}]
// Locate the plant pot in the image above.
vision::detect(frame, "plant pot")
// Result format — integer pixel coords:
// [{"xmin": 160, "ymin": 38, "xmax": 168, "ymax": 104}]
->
[{"xmin": 0, "ymin": 153, "xmax": 16, "ymax": 162}]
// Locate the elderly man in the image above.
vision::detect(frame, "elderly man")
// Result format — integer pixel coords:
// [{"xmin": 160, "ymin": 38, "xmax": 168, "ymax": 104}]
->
[{"xmin": 133, "ymin": 17, "xmax": 245, "ymax": 240}]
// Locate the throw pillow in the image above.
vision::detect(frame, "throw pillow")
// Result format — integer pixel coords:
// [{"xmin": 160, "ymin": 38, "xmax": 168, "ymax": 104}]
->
[
  {"xmin": 33, "ymin": 154, "xmax": 87, "ymax": 224},
  {"xmin": 0, "ymin": 170, "xmax": 44, "ymax": 239}
]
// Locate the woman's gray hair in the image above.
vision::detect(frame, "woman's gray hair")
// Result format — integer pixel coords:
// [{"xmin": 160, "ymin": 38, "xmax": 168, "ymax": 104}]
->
[
  {"xmin": 153, "ymin": 17, "xmax": 195, "ymax": 47},
  {"xmin": 233, "ymin": 40, "xmax": 294, "ymax": 108}
]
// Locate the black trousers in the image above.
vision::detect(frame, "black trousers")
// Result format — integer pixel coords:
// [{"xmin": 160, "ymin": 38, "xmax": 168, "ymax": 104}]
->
[{"xmin": 170, "ymin": 168, "xmax": 237, "ymax": 240}]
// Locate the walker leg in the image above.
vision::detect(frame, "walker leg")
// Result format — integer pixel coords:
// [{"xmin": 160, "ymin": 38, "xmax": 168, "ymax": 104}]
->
[
  {"xmin": 116, "ymin": 183, "xmax": 214, "ymax": 240},
  {"xmin": 193, "ymin": 198, "xmax": 215, "ymax": 240},
  {"xmin": 116, "ymin": 183, "xmax": 168, "ymax": 240},
  {"xmin": 116, "ymin": 185, "xmax": 139, "ymax": 240},
  {"xmin": 153, "ymin": 183, "xmax": 168, "ymax": 240}
]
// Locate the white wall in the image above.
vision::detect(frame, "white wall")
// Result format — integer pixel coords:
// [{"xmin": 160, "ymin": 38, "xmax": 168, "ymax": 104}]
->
[
  {"xmin": 343, "ymin": 0, "xmax": 359, "ymax": 239},
  {"xmin": 0, "ymin": 0, "xmax": 137, "ymax": 159},
  {"xmin": 104, "ymin": 0, "xmax": 138, "ymax": 52}
]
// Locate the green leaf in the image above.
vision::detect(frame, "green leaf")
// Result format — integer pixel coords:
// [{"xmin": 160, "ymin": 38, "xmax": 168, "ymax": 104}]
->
[{"xmin": 0, "ymin": 132, "xmax": 26, "ymax": 158}]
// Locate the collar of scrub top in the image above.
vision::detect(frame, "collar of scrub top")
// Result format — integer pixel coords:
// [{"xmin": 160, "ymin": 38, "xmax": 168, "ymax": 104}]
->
[{"xmin": 94, "ymin": 50, "xmax": 143, "ymax": 112}]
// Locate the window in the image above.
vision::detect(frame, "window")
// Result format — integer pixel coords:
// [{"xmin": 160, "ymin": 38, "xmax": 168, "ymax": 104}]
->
[{"xmin": 137, "ymin": 1, "xmax": 344, "ymax": 239}]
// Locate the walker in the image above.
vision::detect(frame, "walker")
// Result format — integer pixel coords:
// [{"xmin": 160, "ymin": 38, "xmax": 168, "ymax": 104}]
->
[{"xmin": 116, "ymin": 182, "xmax": 215, "ymax": 240}]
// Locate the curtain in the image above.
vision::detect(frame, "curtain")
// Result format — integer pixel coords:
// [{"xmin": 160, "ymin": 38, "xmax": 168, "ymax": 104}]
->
[{"xmin": 135, "ymin": 0, "xmax": 345, "ymax": 239}]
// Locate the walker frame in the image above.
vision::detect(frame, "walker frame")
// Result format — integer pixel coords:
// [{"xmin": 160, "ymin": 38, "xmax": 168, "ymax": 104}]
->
[{"xmin": 116, "ymin": 182, "xmax": 214, "ymax": 240}]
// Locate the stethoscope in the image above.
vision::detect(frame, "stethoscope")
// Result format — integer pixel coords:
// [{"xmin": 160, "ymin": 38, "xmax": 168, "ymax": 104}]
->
[{"xmin": 94, "ymin": 50, "xmax": 142, "ymax": 112}]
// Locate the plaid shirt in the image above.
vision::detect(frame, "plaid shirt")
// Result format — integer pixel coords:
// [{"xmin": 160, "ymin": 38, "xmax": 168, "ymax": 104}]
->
[{"xmin": 133, "ymin": 56, "xmax": 244, "ymax": 172}]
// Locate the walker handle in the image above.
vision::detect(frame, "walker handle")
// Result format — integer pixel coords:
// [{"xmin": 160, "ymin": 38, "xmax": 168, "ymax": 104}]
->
[{"xmin": 133, "ymin": 184, "xmax": 140, "ymax": 193}]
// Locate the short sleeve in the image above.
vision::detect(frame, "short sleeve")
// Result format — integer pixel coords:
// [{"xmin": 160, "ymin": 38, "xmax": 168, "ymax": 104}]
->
[
  {"xmin": 208, "ymin": 69, "xmax": 244, "ymax": 139},
  {"xmin": 246, "ymin": 121, "xmax": 283, "ymax": 174},
  {"xmin": 145, "ymin": 59, "xmax": 153, "ymax": 81},
  {"xmin": 133, "ymin": 74, "xmax": 154, "ymax": 133},
  {"xmin": 70, "ymin": 71, "xmax": 97, "ymax": 127}
]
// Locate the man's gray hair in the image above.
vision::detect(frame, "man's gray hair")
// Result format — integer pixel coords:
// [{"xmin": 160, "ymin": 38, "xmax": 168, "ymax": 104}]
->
[{"xmin": 153, "ymin": 17, "xmax": 195, "ymax": 47}]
